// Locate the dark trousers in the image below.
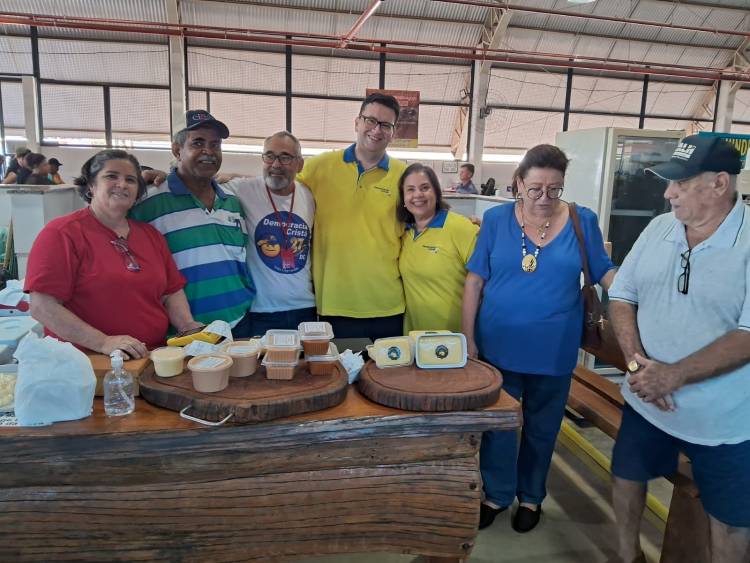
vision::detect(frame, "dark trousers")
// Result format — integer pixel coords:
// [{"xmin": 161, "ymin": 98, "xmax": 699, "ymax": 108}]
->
[
  {"xmin": 319, "ymin": 314, "xmax": 403, "ymax": 342},
  {"xmin": 246, "ymin": 307, "xmax": 318, "ymax": 337},
  {"xmin": 480, "ymin": 368, "xmax": 573, "ymax": 507}
]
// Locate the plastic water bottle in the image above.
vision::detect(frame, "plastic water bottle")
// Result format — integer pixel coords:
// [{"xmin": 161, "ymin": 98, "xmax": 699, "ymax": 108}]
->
[{"xmin": 103, "ymin": 350, "xmax": 135, "ymax": 416}]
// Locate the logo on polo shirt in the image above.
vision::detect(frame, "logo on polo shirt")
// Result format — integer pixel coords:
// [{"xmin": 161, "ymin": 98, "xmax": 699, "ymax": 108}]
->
[
  {"xmin": 672, "ymin": 143, "xmax": 696, "ymax": 161},
  {"xmin": 373, "ymin": 185, "xmax": 391, "ymax": 196}
]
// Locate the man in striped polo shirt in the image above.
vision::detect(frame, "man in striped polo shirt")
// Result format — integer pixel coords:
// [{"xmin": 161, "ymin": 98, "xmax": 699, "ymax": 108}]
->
[{"xmin": 130, "ymin": 110, "xmax": 255, "ymax": 337}]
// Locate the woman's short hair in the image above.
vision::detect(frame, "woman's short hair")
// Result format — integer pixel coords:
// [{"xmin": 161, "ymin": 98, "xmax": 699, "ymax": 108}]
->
[
  {"xmin": 511, "ymin": 144, "xmax": 570, "ymax": 197},
  {"xmin": 74, "ymin": 149, "xmax": 147, "ymax": 203},
  {"xmin": 396, "ymin": 162, "xmax": 449, "ymax": 224}
]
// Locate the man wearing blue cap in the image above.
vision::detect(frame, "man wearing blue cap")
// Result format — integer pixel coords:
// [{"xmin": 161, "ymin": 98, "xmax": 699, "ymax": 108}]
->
[
  {"xmin": 608, "ymin": 135, "xmax": 750, "ymax": 563},
  {"xmin": 131, "ymin": 110, "xmax": 255, "ymax": 337}
]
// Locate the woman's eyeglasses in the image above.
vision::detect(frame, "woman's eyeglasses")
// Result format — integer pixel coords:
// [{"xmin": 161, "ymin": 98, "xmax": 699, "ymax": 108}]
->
[
  {"xmin": 677, "ymin": 248, "xmax": 691, "ymax": 294},
  {"xmin": 525, "ymin": 186, "xmax": 564, "ymax": 200},
  {"xmin": 111, "ymin": 238, "xmax": 141, "ymax": 272}
]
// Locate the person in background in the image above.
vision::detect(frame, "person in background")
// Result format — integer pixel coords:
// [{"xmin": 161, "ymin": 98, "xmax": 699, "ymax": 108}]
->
[
  {"xmin": 24, "ymin": 149, "xmax": 201, "ymax": 359},
  {"xmin": 222, "ymin": 131, "xmax": 316, "ymax": 335},
  {"xmin": 130, "ymin": 110, "xmax": 256, "ymax": 338},
  {"xmin": 297, "ymin": 92, "xmax": 407, "ymax": 341},
  {"xmin": 397, "ymin": 163, "xmax": 478, "ymax": 333},
  {"xmin": 462, "ymin": 144, "xmax": 616, "ymax": 533},
  {"xmin": 2, "ymin": 147, "xmax": 31, "ymax": 184},
  {"xmin": 21, "ymin": 153, "xmax": 51, "ymax": 185},
  {"xmin": 48, "ymin": 158, "xmax": 64, "ymax": 184},
  {"xmin": 456, "ymin": 163, "xmax": 478, "ymax": 194},
  {"xmin": 609, "ymin": 135, "xmax": 750, "ymax": 563}
]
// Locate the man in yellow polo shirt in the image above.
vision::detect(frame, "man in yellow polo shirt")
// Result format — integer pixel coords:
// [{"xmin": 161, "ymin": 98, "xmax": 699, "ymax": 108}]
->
[{"xmin": 298, "ymin": 93, "xmax": 407, "ymax": 340}]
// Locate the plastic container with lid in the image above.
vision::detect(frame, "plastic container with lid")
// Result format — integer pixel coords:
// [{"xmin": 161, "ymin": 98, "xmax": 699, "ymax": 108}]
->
[
  {"xmin": 262, "ymin": 329, "xmax": 301, "ymax": 363},
  {"xmin": 298, "ymin": 321, "xmax": 334, "ymax": 356},
  {"xmin": 150, "ymin": 346, "xmax": 186, "ymax": 378},
  {"xmin": 187, "ymin": 354, "xmax": 233, "ymax": 393},
  {"xmin": 262, "ymin": 355, "xmax": 299, "ymax": 380},
  {"xmin": 223, "ymin": 339, "xmax": 260, "ymax": 378},
  {"xmin": 415, "ymin": 332, "xmax": 467, "ymax": 369},
  {"xmin": 305, "ymin": 342, "xmax": 339, "ymax": 376},
  {"xmin": 366, "ymin": 336, "xmax": 413, "ymax": 369}
]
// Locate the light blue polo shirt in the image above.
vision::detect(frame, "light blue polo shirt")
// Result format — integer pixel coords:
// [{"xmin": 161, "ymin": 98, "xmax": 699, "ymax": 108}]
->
[{"xmin": 609, "ymin": 197, "xmax": 750, "ymax": 445}]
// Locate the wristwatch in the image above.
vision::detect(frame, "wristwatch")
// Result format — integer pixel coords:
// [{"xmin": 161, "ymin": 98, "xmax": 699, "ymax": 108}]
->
[{"xmin": 627, "ymin": 360, "xmax": 641, "ymax": 374}]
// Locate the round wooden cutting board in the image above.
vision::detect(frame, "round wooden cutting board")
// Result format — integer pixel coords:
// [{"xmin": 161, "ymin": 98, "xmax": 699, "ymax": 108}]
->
[
  {"xmin": 358, "ymin": 358, "xmax": 502, "ymax": 412},
  {"xmin": 139, "ymin": 361, "xmax": 348, "ymax": 423}
]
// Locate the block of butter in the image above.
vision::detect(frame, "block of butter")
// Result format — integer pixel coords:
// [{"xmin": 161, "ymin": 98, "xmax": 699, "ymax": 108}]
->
[
  {"xmin": 167, "ymin": 326, "xmax": 222, "ymax": 347},
  {"xmin": 366, "ymin": 336, "xmax": 413, "ymax": 369},
  {"xmin": 415, "ymin": 332, "xmax": 467, "ymax": 369}
]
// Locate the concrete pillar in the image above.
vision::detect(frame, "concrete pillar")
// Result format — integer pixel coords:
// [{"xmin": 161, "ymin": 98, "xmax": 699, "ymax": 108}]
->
[
  {"xmin": 21, "ymin": 76, "xmax": 40, "ymax": 151},
  {"xmin": 468, "ymin": 62, "xmax": 485, "ymax": 183},
  {"xmin": 714, "ymin": 79, "xmax": 739, "ymax": 133},
  {"xmin": 166, "ymin": 0, "xmax": 187, "ymax": 136}
]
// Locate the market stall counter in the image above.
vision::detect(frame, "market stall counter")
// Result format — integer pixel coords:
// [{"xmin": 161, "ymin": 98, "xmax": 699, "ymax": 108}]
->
[{"xmin": 0, "ymin": 381, "xmax": 520, "ymax": 562}]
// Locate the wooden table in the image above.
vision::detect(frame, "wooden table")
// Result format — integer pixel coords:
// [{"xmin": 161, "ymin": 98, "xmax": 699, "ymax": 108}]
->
[{"xmin": 0, "ymin": 386, "xmax": 520, "ymax": 562}]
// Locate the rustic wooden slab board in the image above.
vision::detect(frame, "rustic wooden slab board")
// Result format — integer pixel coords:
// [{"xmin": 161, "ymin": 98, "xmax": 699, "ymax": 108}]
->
[
  {"xmin": 358, "ymin": 358, "xmax": 502, "ymax": 412},
  {"xmin": 139, "ymin": 361, "xmax": 348, "ymax": 423},
  {"xmin": 87, "ymin": 354, "xmax": 150, "ymax": 397}
]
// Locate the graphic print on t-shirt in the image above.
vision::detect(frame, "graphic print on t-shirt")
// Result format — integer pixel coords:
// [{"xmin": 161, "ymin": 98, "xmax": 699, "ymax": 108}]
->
[{"xmin": 255, "ymin": 211, "xmax": 310, "ymax": 274}]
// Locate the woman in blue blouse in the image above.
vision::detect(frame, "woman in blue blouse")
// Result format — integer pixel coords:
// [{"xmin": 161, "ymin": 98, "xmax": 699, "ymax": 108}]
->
[{"xmin": 462, "ymin": 144, "xmax": 616, "ymax": 533}]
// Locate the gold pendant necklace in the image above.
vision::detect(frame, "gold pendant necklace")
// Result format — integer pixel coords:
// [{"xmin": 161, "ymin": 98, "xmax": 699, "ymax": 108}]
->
[{"xmin": 520, "ymin": 210, "xmax": 551, "ymax": 273}]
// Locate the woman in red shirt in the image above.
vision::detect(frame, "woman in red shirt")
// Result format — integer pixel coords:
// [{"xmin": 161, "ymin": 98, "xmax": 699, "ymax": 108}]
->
[{"xmin": 25, "ymin": 149, "xmax": 201, "ymax": 359}]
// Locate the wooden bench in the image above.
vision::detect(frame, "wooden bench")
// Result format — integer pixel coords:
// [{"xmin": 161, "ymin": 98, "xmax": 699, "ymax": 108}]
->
[{"xmin": 568, "ymin": 365, "xmax": 711, "ymax": 563}]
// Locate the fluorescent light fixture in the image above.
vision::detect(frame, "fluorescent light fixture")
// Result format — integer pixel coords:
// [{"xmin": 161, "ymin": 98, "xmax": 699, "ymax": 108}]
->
[{"xmin": 482, "ymin": 153, "xmax": 525, "ymax": 163}]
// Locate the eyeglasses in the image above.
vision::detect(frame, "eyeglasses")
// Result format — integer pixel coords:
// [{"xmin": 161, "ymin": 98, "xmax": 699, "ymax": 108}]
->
[
  {"xmin": 525, "ymin": 185, "xmax": 564, "ymax": 200},
  {"xmin": 261, "ymin": 152, "xmax": 298, "ymax": 165},
  {"xmin": 111, "ymin": 238, "xmax": 141, "ymax": 272},
  {"xmin": 677, "ymin": 248, "xmax": 691, "ymax": 295},
  {"xmin": 358, "ymin": 114, "xmax": 396, "ymax": 134}
]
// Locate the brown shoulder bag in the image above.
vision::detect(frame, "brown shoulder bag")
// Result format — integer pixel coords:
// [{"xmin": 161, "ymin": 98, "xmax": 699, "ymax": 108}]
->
[{"xmin": 569, "ymin": 203, "xmax": 627, "ymax": 372}]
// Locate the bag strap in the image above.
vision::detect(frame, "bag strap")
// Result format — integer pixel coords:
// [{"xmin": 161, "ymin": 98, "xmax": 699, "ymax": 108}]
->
[{"xmin": 569, "ymin": 203, "xmax": 593, "ymax": 287}]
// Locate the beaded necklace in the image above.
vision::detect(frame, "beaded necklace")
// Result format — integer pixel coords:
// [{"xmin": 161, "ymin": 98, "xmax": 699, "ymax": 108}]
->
[{"xmin": 519, "ymin": 208, "xmax": 551, "ymax": 273}]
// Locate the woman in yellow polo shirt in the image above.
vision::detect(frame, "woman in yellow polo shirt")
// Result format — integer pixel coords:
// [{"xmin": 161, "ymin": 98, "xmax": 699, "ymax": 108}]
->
[{"xmin": 397, "ymin": 163, "xmax": 478, "ymax": 333}]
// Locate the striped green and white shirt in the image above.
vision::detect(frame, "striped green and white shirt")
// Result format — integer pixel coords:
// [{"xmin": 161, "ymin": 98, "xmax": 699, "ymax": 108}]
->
[{"xmin": 131, "ymin": 170, "xmax": 255, "ymax": 327}]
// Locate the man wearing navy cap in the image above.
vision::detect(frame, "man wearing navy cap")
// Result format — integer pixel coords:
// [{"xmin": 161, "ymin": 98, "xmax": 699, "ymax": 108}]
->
[
  {"xmin": 608, "ymin": 135, "xmax": 750, "ymax": 563},
  {"xmin": 131, "ymin": 110, "xmax": 255, "ymax": 337}
]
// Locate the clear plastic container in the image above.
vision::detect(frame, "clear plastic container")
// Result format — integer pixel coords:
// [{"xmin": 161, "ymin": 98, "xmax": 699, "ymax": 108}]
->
[
  {"xmin": 262, "ymin": 355, "xmax": 299, "ymax": 380},
  {"xmin": 223, "ymin": 340, "xmax": 260, "ymax": 378},
  {"xmin": 305, "ymin": 342, "xmax": 339, "ymax": 376},
  {"xmin": 298, "ymin": 321, "xmax": 334, "ymax": 356},
  {"xmin": 262, "ymin": 329, "xmax": 301, "ymax": 363},
  {"xmin": 150, "ymin": 346, "xmax": 185, "ymax": 378},
  {"xmin": 187, "ymin": 354, "xmax": 233, "ymax": 393}
]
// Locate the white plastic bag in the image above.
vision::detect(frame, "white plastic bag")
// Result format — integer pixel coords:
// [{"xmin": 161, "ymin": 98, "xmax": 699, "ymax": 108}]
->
[{"xmin": 13, "ymin": 333, "xmax": 96, "ymax": 426}]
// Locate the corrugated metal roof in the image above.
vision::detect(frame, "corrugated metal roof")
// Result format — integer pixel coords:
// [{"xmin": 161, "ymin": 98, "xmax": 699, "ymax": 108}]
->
[{"xmin": 0, "ymin": 0, "xmax": 167, "ymax": 22}]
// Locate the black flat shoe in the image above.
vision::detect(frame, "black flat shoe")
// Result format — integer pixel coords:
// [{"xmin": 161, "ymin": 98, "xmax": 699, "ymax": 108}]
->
[
  {"xmin": 479, "ymin": 503, "xmax": 508, "ymax": 530},
  {"xmin": 511, "ymin": 505, "xmax": 542, "ymax": 533}
]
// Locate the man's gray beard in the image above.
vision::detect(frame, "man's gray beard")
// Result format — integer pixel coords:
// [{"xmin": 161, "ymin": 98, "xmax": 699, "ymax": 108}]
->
[{"xmin": 264, "ymin": 173, "xmax": 292, "ymax": 192}]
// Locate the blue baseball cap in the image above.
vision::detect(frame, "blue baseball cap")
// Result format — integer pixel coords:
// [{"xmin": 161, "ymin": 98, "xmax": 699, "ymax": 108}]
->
[
  {"xmin": 646, "ymin": 134, "xmax": 742, "ymax": 181},
  {"xmin": 183, "ymin": 110, "xmax": 229, "ymax": 139}
]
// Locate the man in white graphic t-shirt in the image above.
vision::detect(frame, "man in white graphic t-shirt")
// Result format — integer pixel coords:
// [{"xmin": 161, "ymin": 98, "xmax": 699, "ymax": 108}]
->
[{"xmin": 224, "ymin": 131, "xmax": 316, "ymax": 335}]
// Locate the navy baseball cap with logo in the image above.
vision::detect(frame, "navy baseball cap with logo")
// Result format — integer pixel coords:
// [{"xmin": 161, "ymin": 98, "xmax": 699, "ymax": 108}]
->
[
  {"xmin": 645, "ymin": 134, "xmax": 742, "ymax": 181},
  {"xmin": 183, "ymin": 109, "xmax": 230, "ymax": 139}
]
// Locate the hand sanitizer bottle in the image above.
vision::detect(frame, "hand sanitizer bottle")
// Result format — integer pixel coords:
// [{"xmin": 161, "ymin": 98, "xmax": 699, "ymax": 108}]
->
[{"xmin": 103, "ymin": 350, "xmax": 135, "ymax": 416}]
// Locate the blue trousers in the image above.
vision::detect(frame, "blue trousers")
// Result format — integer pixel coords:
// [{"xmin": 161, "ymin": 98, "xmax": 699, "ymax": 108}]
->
[{"xmin": 480, "ymin": 368, "xmax": 572, "ymax": 506}]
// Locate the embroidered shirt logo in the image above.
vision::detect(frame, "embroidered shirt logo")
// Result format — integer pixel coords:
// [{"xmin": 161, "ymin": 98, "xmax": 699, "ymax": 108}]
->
[
  {"xmin": 422, "ymin": 245, "xmax": 439, "ymax": 253},
  {"xmin": 373, "ymin": 185, "xmax": 391, "ymax": 196},
  {"xmin": 672, "ymin": 143, "xmax": 696, "ymax": 161}
]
